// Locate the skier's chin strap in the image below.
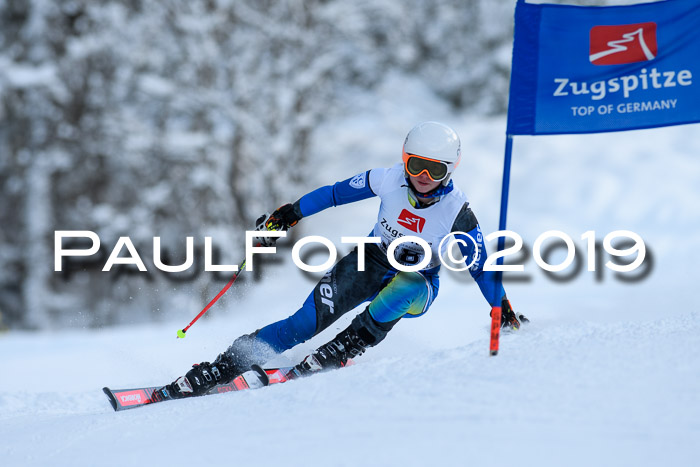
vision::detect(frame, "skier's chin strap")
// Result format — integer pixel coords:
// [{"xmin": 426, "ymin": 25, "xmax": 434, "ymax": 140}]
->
[{"xmin": 405, "ymin": 177, "xmax": 454, "ymax": 208}]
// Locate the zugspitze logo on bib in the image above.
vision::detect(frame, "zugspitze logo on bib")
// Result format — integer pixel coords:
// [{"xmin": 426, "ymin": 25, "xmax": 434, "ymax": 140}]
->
[
  {"xmin": 589, "ymin": 23, "xmax": 657, "ymax": 66},
  {"xmin": 397, "ymin": 209, "xmax": 425, "ymax": 233}
]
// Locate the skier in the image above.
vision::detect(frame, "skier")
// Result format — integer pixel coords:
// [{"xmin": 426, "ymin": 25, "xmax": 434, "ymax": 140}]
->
[{"xmin": 155, "ymin": 121, "xmax": 527, "ymax": 400}]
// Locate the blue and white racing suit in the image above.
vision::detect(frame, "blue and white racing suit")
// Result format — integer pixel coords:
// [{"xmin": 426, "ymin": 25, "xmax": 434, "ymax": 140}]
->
[{"xmin": 253, "ymin": 163, "xmax": 507, "ymax": 353}]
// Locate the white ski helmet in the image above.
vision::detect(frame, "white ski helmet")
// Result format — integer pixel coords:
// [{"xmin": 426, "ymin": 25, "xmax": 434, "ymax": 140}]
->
[{"xmin": 402, "ymin": 121, "xmax": 461, "ymax": 187}]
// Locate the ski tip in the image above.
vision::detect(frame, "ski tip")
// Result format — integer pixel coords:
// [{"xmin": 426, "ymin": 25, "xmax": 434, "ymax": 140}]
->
[
  {"xmin": 102, "ymin": 387, "xmax": 118, "ymax": 411},
  {"xmin": 250, "ymin": 364, "xmax": 270, "ymax": 386}
]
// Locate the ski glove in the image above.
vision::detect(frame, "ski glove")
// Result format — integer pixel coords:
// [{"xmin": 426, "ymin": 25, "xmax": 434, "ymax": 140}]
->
[
  {"xmin": 265, "ymin": 203, "xmax": 302, "ymax": 231},
  {"xmin": 493, "ymin": 298, "xmax": 529, "ymax": 330},
  {"xmin": 254, "ymin": 203, "xmax": 302, "ymax": 247}
]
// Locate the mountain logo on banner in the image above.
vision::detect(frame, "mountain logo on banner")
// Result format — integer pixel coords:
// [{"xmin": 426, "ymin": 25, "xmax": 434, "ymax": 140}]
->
[
  {"xmin": 589, "ymin": 23, "xmax": 657, "ymax": 66},
  {"xmin": 397, "ymin": 209, "xmax": 425, "ymax": 233}
]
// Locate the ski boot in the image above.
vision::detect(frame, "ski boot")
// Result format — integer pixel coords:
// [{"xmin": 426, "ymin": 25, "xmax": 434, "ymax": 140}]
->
[
  {"xmin": 289, "ymin": 327, "xmax": 367, "ymax": 379},
  {"xmin": 152, "ymin": 352, "xmax": 238, "ymax": 401},
  {"xmin": 288, "ymin": 308, "xmax": 394, "ymax": 379},
  {"xmin": 152, "ymin": 332, "xmax": 275, "ymax": 401}
]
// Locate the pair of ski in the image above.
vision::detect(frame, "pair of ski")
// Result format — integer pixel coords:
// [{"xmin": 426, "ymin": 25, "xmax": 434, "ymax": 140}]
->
[{"xmin": 103, "ymin": 364, "xmax": 292, "ymax": 412}]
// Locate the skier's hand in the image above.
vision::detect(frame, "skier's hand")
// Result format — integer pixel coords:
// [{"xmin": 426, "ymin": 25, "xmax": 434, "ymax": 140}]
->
[
  {"xmin": 254, "ymin": 213, "xmax": 275, "ymax": 247},
  {"xmin": 253, "ymin": 204, "xmax": 301, "ymax": 247},
  {"xmin": 495, "ymin": 298, "xmax": 529, "ymax": 330},
  {"xmin": 265, "ymin": 203, "xmax": 301, "ymax": 231}
]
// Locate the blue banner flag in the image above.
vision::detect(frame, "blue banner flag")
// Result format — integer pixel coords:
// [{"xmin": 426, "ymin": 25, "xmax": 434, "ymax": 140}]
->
[{"xmin": 507, "ymin": 0, "xmax": 700, "ymax": 135}]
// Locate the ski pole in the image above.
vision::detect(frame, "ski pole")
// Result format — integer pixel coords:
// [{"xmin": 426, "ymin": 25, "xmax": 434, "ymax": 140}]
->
[
  {"xmin": 176, "ymin": 255, "xmax": 251, "ymax": 338},
  {"xmin": 176, "ymin": 216, "xmax": 286, "ymax": 338}
]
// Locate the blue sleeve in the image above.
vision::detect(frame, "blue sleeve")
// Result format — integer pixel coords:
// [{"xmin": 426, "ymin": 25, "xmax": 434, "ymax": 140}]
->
[
  {"xmin": 298, "ymin": 171, "xmax": 376, "ymax": 217},
  {"xmin": 456, "ymin": 226, "xmax": 506, "ymax": 307}
]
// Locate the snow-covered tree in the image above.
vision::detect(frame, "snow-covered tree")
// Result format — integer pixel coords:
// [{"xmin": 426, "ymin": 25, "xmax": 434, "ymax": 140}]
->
[{"xmin": 0, "ymin": 0, "xmax": 542, "ymax": 328}]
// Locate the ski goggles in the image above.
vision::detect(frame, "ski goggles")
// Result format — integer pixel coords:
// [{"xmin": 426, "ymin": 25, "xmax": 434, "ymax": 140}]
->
[{"xmin": 402, "ymin": 153, "xmax": 450, "ymax": 182}]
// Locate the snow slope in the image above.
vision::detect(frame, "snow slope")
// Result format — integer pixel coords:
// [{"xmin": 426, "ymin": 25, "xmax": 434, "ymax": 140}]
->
[
  {"xmin": 1, "ymin": 313, "xmax": 698, "ymax": 467},
  {"xmin": 2, "ymin": 75, "xmax": 700, "ymax": 465}
]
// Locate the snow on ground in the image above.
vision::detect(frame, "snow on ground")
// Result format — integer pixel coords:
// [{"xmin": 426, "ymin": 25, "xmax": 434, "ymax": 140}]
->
[
  {"xmin": 1, "ymin": 312, "xmax": 698, "ymax": 467},
  {"xmin": 2, "ymin": 75, "xmax": 700, "ymax": 466}
]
